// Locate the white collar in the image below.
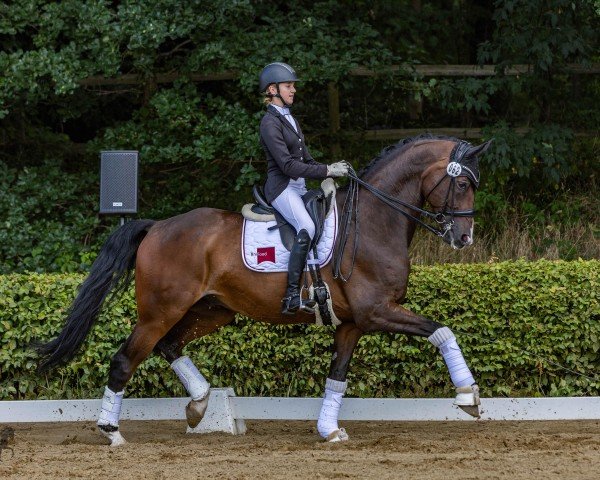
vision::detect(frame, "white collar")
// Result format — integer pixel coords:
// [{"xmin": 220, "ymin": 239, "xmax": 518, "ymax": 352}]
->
[{"xmin": 271, "ymin": 104, "xmax": 291, "ymax": 116}]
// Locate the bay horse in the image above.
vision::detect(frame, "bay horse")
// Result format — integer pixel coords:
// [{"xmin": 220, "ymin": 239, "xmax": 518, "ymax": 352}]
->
[{"xmin": 37, "ymin": 134, "xmax": 492, "ymax": 446}]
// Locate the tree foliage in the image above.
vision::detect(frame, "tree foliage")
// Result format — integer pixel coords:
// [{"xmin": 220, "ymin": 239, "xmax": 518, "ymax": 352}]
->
[{"xmin": 0, "ymin": 1, "xmax": 598, "ymax": 272}]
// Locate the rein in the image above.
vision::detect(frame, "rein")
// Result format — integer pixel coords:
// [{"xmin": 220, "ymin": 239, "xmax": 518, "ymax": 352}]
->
[{"xmin": 333, "ymin": 156, "xmax": 477, "ymax": 282}]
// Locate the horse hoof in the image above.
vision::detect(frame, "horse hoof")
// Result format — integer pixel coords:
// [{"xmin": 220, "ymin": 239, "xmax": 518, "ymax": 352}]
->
[
  {"xmin": 325, "ymin": 428, "xmax": 349, "ymax": 443},
  {"xmin": 186, "ymin": 395, "xmax": 209, "ymax": 428},
  {"xmin": 458, "ymin": 404, "xmax": 481, "ymax": 418},
  {"xmin": 98, "ymin": 425, "xmax": 127, "ymax": 447},
  {"xmin": 454, "ymin": 384, "xmax": 481, "ymax": 418}
]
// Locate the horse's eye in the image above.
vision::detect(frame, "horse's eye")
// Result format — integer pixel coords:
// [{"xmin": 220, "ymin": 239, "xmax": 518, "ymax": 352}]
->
[{"xmin": 457, "ymin": 181, "xmax": 469, "ymax": 191}]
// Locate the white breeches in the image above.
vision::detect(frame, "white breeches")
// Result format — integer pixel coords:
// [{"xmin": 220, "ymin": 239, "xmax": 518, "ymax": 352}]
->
[{"xmin": 272, "ymin": 179, "xmax": 316, "ymax": 241}]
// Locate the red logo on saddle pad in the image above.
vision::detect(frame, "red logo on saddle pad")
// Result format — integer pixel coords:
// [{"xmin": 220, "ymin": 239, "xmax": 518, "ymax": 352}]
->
[{"xmin": 257, "ymin": 247, "xmax": 276, "ymax": 264}]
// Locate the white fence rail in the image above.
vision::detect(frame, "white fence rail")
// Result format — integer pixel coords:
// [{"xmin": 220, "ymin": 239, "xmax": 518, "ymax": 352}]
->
[{"xmin": 1, "ymin": 388, "xmax": 599, "ymax": 435}]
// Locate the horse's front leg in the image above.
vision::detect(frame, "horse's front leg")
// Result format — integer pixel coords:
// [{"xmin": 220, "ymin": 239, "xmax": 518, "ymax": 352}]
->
[
  {"xmin": 317, "ymin": 322, "xmax": 363, "ymax": 442},
  {"xmin": 358, "ymin": 303, "xmax": 480, "ymax": 417}
]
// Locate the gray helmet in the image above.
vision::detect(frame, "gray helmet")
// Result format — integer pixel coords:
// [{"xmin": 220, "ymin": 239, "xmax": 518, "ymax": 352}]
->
[{"xmin": 259, "ymin": 62, "xmax": 299, "ymax": 93}]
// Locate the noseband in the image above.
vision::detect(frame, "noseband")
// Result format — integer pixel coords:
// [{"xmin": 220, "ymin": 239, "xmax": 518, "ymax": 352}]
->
[{"xmin": 333, "ymin": 141, "xmax": 480, "ymax": 281}]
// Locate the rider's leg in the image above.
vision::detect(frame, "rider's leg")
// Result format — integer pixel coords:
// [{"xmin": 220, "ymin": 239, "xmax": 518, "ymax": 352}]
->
[
  {"xmin": 281, "ymin": 228, "xmax": 312, "ymax": 314},
  {"xmin": 271, "ymin": 185, "xmax": 316, "ymax": 315}
]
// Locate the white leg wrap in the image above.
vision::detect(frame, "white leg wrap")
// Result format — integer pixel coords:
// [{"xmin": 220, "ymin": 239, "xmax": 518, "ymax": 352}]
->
[
  {"xmin": 97, "ymin": 386, "xmax": 124, "ymax": 427},
  {"xmin": 171, "ymin": 356, "xmax": 210, "ymax": 401},
  {"xmin": 317, "ymin": 378, "xmax": 347, "ymax": 439},
  {"xmin": 428, "ymin": 327, "xmax": 475, "ymax": 388}
]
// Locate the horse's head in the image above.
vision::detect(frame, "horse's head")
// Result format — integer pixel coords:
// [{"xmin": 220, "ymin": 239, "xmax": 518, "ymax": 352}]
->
[{"xmin": 421, "ymin": 139, "xmax": 492, "ymax": 249}]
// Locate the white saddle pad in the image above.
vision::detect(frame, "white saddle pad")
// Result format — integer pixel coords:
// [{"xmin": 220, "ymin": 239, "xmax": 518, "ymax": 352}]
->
[{"xmin": 241, "ymin": 204, "xmax": 337, "ymax": 272}]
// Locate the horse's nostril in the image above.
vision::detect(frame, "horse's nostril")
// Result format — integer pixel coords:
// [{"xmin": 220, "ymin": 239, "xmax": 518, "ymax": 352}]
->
[{"xmin": 461, "ymin": 234, "xmax": 471, "ymax": 243}]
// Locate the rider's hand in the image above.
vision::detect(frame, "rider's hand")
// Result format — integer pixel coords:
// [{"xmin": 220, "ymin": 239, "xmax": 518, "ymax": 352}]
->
[{"xmin": 327, "ymin": 161, "xmax": 350, "ymax": 178}]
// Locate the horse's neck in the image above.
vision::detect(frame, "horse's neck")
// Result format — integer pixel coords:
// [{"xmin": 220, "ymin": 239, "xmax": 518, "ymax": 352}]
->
[
  {"xmin": 336, "ymin": 146, "xmax": 435, "ymax": 257},
  {"xmin": 363, "ymin": 156, "xmax": 426, "ymax": 248}
]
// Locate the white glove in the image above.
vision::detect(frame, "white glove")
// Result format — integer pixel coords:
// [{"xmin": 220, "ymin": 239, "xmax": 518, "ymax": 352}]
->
[{"xmin": 327, "ymin": 161, "xmax": 350, "ymax": 178}]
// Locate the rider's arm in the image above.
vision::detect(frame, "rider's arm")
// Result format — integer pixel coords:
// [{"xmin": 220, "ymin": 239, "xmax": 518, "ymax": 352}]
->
[{"xmin": 260, "ymin": 117, "xmax": 328, "ymax": 179}]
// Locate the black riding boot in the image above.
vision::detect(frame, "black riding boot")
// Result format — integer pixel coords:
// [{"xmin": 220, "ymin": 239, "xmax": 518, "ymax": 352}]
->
[{"xmin": 281, "ymin": 229, "xmax": 312, "ymax": 315}]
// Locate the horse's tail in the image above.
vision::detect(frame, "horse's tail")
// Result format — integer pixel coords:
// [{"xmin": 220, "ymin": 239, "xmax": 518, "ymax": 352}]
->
[{"xmin": 36, "ymin": 219, "xmax": 156, "ymax": 372}]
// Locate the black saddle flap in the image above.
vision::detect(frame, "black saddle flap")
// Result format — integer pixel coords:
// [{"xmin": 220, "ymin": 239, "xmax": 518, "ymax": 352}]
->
[
  {"xmin": 273, "ymin": 211, "xmax": 296, "ymax": 251},
  {"xmin": 302, "ymin": 187, "xmax": 332, "ymax": 247},
  {"xmin": 252, "ymin": 184, "xmax": 275, "ymax": 214}
]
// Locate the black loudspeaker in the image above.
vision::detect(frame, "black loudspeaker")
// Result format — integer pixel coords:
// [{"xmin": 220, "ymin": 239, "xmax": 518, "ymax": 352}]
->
[{"xmin": 99, "ymin": 151, "xmax": 138, "ymax": 215}]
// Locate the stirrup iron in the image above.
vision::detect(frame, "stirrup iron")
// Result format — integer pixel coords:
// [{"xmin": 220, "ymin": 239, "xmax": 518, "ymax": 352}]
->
[{"xmin": 300, "ymin": 284, "xmax": 316, "ymax": 312}]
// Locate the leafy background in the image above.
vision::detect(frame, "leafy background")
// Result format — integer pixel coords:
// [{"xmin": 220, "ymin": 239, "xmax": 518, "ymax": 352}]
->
[
  {"xmin": 1, "ymin": 261, "xmax": 598, "ymax": 400},
  {"xmin": 0, "ymin": 1, "xmax": 598, "ymax": 400},
  {"xmin": 0, "ymin": 0, "xmax": 598, "ymax": 272}
]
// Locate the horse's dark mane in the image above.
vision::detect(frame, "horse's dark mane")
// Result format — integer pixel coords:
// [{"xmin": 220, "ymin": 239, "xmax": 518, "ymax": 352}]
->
[{"xmin": 356, "ymin": 133, "xmax": 461, "ymax": 178}]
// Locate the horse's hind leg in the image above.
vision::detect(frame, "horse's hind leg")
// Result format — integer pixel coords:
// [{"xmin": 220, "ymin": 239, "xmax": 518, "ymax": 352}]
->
[
  {"xmin": 97, "ymin": 301, "xmax": 194, "ymax": 446},
  {"xmin": 97, "ymin": 321, "xmax": 167, "ymax": 446},
  {"xmin": 317, "ymin": 322, "xmax": 363, "ymax": 442},
  {"xmin": 153, "ymin": 303, "xmax": 236, "ymax": 428}
]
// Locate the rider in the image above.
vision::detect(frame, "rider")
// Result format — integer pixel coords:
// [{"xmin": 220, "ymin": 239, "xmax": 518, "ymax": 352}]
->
[{"xmin": 258, "ymin": 62, "xmax": 349, "ymax": 315}]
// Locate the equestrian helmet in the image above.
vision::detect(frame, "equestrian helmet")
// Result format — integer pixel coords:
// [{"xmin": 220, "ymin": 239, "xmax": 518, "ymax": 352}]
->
[{"xmin": 259, "ymin": 62, "xmax": 299, "ymax": 92}]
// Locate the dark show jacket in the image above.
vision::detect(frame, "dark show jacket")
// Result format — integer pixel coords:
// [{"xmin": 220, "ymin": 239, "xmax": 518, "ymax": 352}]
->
[{"xmin": 260, "ymin": 104, "xmax": 328, "ymax": 203}]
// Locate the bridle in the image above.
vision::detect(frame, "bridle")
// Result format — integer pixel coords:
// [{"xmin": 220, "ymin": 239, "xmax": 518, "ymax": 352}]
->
[
  {"xmin": 420, "ymin": 141, "xmax": 480, "ymax": 234},
  {"xmin": 333, "ymin": 141, "xmax": 480, "ymax": 281}
]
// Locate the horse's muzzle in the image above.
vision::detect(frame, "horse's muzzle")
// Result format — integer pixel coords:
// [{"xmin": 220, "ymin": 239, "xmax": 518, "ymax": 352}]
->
[{"xmin": 443, "ymin": 227, "xmax": 474, "ymax": 250}]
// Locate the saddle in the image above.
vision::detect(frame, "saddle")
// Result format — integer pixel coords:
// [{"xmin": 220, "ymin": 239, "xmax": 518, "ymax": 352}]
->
[
  {"xmin": 242, "ymin": 178, "xmax": 336, "ymax": 251},
  {"xmin": 241, "ymin": 178, "xmax": 338, "ymax": 325}
]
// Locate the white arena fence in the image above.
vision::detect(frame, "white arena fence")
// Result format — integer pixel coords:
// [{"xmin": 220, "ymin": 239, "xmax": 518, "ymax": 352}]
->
[{"xmin": 1, "ymin": 388, "xmax": 599, "ymax": 435}]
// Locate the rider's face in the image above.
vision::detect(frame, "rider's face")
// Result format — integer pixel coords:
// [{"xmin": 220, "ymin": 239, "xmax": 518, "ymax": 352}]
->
[{"xmin": 269, "ymin": 82, "xmax": 296, "ymax": 105}]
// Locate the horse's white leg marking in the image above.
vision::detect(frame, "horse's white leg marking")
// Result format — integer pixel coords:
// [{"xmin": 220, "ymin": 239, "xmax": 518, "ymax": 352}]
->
[
  {"xmin": 171, "ymin": 356, "xmax": 210, "ymax": 427},
  {"xmin": 317, "ymin": 378, "xmax": 349, "ymax": 442},
  {"xmin": 428, "ymin": 327, "xmax": 480, "ymax": 417},
  {"xmin": 97, "ymin": 386, "xmax": 127, "ymax": 446}
]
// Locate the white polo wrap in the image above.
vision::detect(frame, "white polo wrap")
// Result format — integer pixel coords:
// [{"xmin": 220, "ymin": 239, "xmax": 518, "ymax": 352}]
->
[
  {"xmin": 428, "ymin": 327, "xmax": 475, "ymax": 388},
  {"xmin": 317, "ymin": 378, "xmax": 347, "ymax": 439},
  {"xmin": 97, "ymin": 386, "xmax": 124, "ymax": 427},
  {"xmin": 171, "ymin": 356, "xmax": 210, "ymax": 401}
]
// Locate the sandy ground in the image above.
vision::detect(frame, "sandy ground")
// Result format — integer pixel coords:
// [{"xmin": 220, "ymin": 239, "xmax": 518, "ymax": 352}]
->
[{"xmin": 0, "ymin": 420, "xmax": 598, "ymax": 479}]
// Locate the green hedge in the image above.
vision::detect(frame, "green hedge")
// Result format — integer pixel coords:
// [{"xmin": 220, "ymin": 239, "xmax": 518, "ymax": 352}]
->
[{"xmin": 1, "ymin": 260, "xmax": 598, "ymax": 400}]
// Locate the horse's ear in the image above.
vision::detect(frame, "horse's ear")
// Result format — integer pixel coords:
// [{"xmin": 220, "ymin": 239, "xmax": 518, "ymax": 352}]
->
[{"xmin": 466, "ymin": 139, "xmax": 493, "ymax": 158}]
